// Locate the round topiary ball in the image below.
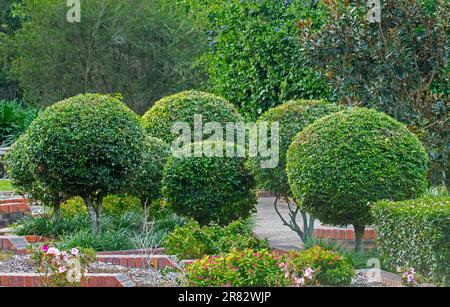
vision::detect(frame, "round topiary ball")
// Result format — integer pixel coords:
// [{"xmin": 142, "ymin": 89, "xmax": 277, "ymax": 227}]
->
[
  {"xmin": 248, "ymin": 100, "xmax": 342, "ymax": 197},
  {"xmin": 162, "ymin": 141, "xmax": 257, "ymax": 226},
  {"xmin": 287, "ymin": 108, "xmax": 428, "ymax": 244},
  {"xmin": 142, "ymin": 90, "xmax": 243, "ymax": 144},
  {"xmin": 24, "ymin": 93, "xmax": 145, "ymax": 207},
  {"xmin": 130, "ymin": 135, "xmax": 171, "ymax": 205}
]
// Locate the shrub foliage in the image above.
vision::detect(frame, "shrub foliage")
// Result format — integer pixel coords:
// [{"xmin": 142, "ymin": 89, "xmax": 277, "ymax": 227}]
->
[
  {"xmin": 162, "ymin": 141, "xmax": 257, "ymax": 226},
  {"xmin": 372, "ymin": 196, "xmax": 450, "ymax": 286}
]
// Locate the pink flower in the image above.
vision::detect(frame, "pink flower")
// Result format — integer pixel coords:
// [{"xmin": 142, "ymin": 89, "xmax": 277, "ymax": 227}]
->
[
  {"xmin": 41, "ymin": 245, "xmax": 49, "ymax": 253},
  {"xmin": 58, "ymin": 266, "xmax": 67, "ymax": 273},
  {"xmin": 70, "ymin": 248, "xmax": 79, "ymax": 256},
  {"xmin": 197, "ymin": 276, "xmax": 203, "ymax": 280},
  {"xmin": 253, "ymin": 252, "xmax": 258, "ymax": 257},
  {"xmin": 62, "ymin": 252, "xmax": 69, "ymax": 261},
  {"xmin": 294, "ymin": 277, "xmax": 305, "ymax": 287},
  {"xmin": 226, "ymin": 282, "xmax": 231, "ymax": 287},
  {"xmin": 47, "ymin": 247, "xmax": 61, "ymax": 256},
  {"xmin": 304, "ymin": 267, "xmax": 315, "ymax": 280}
]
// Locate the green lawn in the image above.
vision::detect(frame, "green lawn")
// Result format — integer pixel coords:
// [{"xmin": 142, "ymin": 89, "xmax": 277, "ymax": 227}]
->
[{"xmin": 0, "ymin": 180, "xmax": 14, "ymax": 192}]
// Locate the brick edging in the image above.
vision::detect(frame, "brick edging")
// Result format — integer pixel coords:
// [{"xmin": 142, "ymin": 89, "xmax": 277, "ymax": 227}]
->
[{"xmin": 0, "ymin": 273, "xmax": 135, "ymax": 287}]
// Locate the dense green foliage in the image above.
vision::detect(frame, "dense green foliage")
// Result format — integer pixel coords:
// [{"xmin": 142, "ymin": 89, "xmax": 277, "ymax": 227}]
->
[
  {"xmin": 0, "ymin": 0, "xmax": 23, "ymax": 100},
  {"xmin": 163, "ymin": 141, "xmax": 257, "ymax": 226},
  {"xmin": 0, "ymin": 100, "xmax": 37, "ymax": 146},
  {"xmin": 248, "ymin": 99, "xmax": 342, "ymax": 196},
  {"xmin": 129, "ymin": 136, "xmax": 170, "ymax": 205},
  {"xmin": 286, "ymin": 246, "xmax": 355, "ymax": 286},
  {"xmin": 16, "ymin": 93, "xmax": 145, "ymax": 233},
  {"xmin": 300, "ymin": 0, "xmax": 449, "ymax": 187},
  {"xmin": 142, "ymin": 90, "xmax": 242, "ymax": 144},
  {"xmin": 164, "ymin": 219, "xmax": 269, "ymax": 259},
  {"xmin": 202, "ymin": 0, "xmax": 330, "ymax": 119},
  {"xmin": 372, "ymin": 196, "xmax": 450, "ymax": 286},
  {"xmin": 61, "ymin": 195, "xmax": 142, "ymax": 218},
  {"xmin": 7, "ymin": 0, "xmax": 205, "ymax": 113},
  {"xmin": 4, "ymin": 132, "xmax": 66, "ymax": 215},
  {"xmin": 185, "ymin": 249, "xmax": 288, "ymax": 287},
  {"xmin": 287, "ymin": 108, "xmax": 429, "ymax": 249}
]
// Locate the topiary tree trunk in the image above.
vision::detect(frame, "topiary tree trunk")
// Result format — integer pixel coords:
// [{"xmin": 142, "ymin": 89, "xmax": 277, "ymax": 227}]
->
[
  {"xmin": 354, "ymin": 224, "xmax": 365, "ymax": 252},
  {"xmin": 141, "ymin": 198, "xmax": 149, "ymax": 233},
  {"xmin": 273, "ymin": 196, "xmax": 316, "ymax": 244},
  {"xmin": 82, "ymin": 194, "xmax": 103, "ymax": 235}
]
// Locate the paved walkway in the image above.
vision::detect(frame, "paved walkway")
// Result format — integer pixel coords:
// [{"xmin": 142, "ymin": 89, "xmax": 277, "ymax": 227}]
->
[{"xmin": 253, "ymin": 197, "xmax": 320, "ymax": 250}]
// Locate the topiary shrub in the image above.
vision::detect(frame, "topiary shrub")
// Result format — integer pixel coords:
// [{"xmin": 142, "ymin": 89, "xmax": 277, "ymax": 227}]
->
[
  {"xmin": 128, "ymin": 135, "xmax": 171, "ymax": 228},
  {"xmin": 247, "ymin": 99, "xmax": 342, "ymax": 243},
  {"xmin": 4, "ymin": 133, "xmax": 67, "ymax": 219},
  {"xmin": 21, "ymin": 93, "xmax": 145, "ymax": 234},
  {"xmin": 287, "ymin": 108, "xmax": 429, "ymax": 250},
  {"xmin": 372, "ymin": 196, "xmax": 450, "ymax": 286},
  {"xmin": 162, "ymin": 141, "xmax": 257, "ymax": 226},
  {"xmin": 142, "ymin": 90, "xmax": 243, "ymax": 144}
]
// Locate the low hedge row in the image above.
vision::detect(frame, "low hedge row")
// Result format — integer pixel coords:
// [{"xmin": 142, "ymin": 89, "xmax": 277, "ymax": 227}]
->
[{"xmin": 372, "ymin": 196, "xmax": 450, "ymax": 285}]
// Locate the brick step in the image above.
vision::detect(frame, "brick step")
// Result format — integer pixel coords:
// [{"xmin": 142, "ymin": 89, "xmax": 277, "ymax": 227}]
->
[
  {"xmin": 0, "ymin": 198, "xmax": 29, "ymax": 205},
  {"xmin": 96, "ymin": 254, "xmax": 175, "ymax": 269}
]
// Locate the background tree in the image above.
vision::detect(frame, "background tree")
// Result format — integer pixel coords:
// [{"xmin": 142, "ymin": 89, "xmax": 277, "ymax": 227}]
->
[
  {"xmin": 0, "ymin": 0, "xmax": 23, "ymax": 100},
  {"xmin": 199, "ymin": 0, "xmax": 331, "ymax": 120},
  {"xmin": 299, "ymin": 0, "xmax": 449, "ymax": 189},
  {"xmin": 7, "ymin": 0, "xmax": 206, "ymax": 114}
]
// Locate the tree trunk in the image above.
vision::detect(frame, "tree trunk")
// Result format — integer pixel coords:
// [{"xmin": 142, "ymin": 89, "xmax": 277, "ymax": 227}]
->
[
  {"xmin": 83, "ymin": 195, "xmax": 101, "ymax": 236},
  {"xmin": 53, "ymin": 203, "xmax": 61, "ymax": 221},
  {"xmin": 141, "ymin": 198, "xmax": 148, "ymax": 233},
  {"xmin": 354, "ymin": 224, "xmax": 365, "ymax": 252}
]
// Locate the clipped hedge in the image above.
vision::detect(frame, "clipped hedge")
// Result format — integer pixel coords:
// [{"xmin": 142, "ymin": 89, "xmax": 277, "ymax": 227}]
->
[
  {"xmin": 248, "ymin": 99, "xmax": 342, "ymax": 196},
  {"xmin": 162, "ymin": 141, "xmax": 257, "ymax": 226},
  {"xmin": 142, "ymin": 90, "xmax": 243, "ymax": 144},
  {"xmin": 372, "ymin": 196, "xmax": 450, "ymax": 286}
]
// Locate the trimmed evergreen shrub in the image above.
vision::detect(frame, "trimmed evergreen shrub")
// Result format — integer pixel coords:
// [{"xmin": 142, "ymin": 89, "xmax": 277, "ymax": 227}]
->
[
  {"xmin": 248, "ymin": 99, "xmax": 342, "ymax": 196},
  {"xmin": 287, "ymin": 108, "xmax": 429, "ymax": 250},
  {"xmin": 162, "ymin": 141, "xmax": 257, "ymax": 226},
  {"xmin": 19, "ymin": 93, "xmax": 145, "ymax": 234},
  {"xmin": 142, "ymin": 90, "xmax": 243, "ymax": 144}
]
